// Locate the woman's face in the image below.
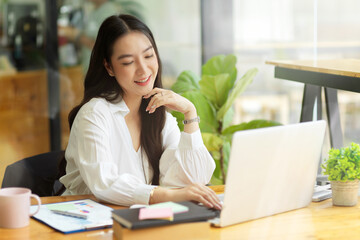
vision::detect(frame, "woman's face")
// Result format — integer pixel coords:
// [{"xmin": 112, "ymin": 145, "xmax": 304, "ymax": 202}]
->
[{"xmin": 105, "ymin": 31, "xmax": 159, "ymax": 100}]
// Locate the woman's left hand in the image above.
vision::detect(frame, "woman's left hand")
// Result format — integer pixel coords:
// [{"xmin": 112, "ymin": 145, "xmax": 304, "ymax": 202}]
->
[{"xmin": 143, "ymin": 88, "xmax": 196, "ymax": 115}]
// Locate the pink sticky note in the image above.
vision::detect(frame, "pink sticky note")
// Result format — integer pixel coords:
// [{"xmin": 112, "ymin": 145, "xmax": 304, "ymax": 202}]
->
[{"xmin": 139, "ymin": 207, "xmax": 174, "ymax": 220}]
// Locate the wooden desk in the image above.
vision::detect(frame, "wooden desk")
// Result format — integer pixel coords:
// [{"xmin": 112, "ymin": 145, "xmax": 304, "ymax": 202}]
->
[
  {"xmin": 2, "ymin": 185, "xmax": 360, "ymax": 240},
  {"xmin": 266, "ymin": 59, "xmax": 360, "ymax": 149}
]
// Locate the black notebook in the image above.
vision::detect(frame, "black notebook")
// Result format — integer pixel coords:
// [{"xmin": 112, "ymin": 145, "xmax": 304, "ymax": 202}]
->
[{"xmin": 112, "ymin": 201, "xmax": 218, "ymax": 230}]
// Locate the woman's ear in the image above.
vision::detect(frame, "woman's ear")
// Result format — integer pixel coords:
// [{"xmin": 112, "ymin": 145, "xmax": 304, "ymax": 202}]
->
[{"xmin": 104, "ymin": 60, "xmax": 115, "ymax": 77}]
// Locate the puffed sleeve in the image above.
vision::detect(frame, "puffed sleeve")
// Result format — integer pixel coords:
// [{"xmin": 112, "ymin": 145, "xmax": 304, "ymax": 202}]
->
[
  {"xmin": 64, "ymin": 107, "xmax": 156, "ymax": 206},
  {"xmin": 159, "ymin": 112, "xmax": 215, "ymax": 187}
]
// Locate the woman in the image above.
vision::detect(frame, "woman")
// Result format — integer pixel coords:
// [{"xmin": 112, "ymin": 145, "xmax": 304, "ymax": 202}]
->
[{"xmin": 59, "ymin": 14, "xmax": 221, "ymax": 210}]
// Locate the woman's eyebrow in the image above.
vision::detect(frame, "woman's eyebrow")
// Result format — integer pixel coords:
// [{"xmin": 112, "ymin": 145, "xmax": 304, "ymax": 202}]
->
[
  {"xmin": 117, "ymin": 54, "xmax": 132, "ymax": 60},
  {"xmin": 117, "ymin": 46, "xmax": 153, "ymax": 60},
  {"xmin": 143, "ymin": 46, "xmax": 153, "ymax": 53}
]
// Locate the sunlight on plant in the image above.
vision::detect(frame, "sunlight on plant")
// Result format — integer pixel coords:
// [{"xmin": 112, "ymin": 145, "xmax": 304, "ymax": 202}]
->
[
  {"xmin": 322, "ymin": 142, "xmax": 360, "ymax": 182},
  {"xmin": 171, "ymin": 54, "xmax": 281, "ymax": 184}
]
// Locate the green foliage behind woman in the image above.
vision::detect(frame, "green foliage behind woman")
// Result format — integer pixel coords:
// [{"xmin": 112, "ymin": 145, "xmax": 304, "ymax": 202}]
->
[{"xmin": 171, "ymin": 54, "xmax": 281, "ymax": 184}]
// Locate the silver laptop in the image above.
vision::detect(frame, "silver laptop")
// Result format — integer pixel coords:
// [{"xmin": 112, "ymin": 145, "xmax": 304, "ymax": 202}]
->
[{"xmin": 211, "ymin": 120, "xmax": 326, "ymax": 227}]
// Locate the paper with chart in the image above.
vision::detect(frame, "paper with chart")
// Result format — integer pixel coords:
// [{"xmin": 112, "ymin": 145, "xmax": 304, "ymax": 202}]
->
[{"xmin": 30, "ymin": 199, "xmax": 113, "ymax": 233}]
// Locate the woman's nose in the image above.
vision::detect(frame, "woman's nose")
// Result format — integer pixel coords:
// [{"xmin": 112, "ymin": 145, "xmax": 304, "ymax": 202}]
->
[{"xmin": 136, "ymin": 60, "xmax": 147, "ymax": 75}]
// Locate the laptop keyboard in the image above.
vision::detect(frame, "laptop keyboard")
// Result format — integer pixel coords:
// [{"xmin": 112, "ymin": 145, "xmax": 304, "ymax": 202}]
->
[
  {"xmin": 213, "ymin": 193, "xmax": 224, "ymax": 218},
  {"xmin": 208, "ymin": 193, "xmax": 226, "ymax": 225},
  {"xmin": 217, "ymin": 193, "xmax": 224, "ymax": 202}
]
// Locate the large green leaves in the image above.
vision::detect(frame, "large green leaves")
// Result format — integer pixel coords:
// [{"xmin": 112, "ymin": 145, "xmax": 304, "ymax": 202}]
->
[
  {"xmin": 211, "ymin": 157, "xmax": 223, "ymax": 185},
  {"xmin": 217, "ymin": 68, "xmax": 258, "ymax": 121},
  {"xmin": 222, "ymin": 140, "xmax": 231, "ymax": 182},
  {"xmin": 171, "ymin": 111, "xmax": 185, "ymax": 131},
  {"xmin": 171, "ymin": 70, "xmax": 200, "ymax": 94},
  {"xmin": 200, "ymin": 55, "xmax": 238, "ymax": 110},
  {"xmin": 222, "ymin": 108, "xmax": 234, "ymax": 130},
  {"xmin": 199, "ymin": 74, "xmax": 231, "ymax": 110},
  {"xmin": 169, "ymin": 54, "xmax": 284, "ymax": 185},
  {"xmin": 202, "ymin": 133, "xmax": 223, "ymax": 152},
  {"xmin": 202, "ymin": 54, "xmax": 237, "ymax": 87},
  {"xmin": 209, "ymin": 140, "xmax": 230, "ymax": 185},
  {"xmin": 222, "ymin": 119, "xmax": 282, "ymax": 135},
  {"xmin": 175, "ymin": 91, "xmax": 218, "ymax": 133}
]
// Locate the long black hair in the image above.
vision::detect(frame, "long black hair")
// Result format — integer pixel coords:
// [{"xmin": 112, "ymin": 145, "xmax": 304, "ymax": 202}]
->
[{"xmin": 58, "ymin": 14, "xmax": 165, "ymax": 193}]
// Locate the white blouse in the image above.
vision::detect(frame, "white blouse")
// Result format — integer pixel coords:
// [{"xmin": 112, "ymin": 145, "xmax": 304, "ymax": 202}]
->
[{"xmin": 60, "ymin": 98, "xmax": 215, "ymax": 206}]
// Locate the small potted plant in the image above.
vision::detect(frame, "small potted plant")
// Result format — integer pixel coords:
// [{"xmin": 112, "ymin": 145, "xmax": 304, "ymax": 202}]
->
[{"xmin": 322, "ymin": 142, "xmax": 360, "ymax": 206}]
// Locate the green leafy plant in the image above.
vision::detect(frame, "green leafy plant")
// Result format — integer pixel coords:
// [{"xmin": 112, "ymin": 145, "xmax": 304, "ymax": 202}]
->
[
  {"xmin": 322, "ymin": 142, "xmax": 360, "ymax": 182},
  {"xmin": 171, "ymin": 54, "xmax": 281, "ymax": 184}
]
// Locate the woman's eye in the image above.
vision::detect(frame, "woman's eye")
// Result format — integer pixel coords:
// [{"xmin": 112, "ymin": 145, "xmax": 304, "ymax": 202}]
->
[
  {"xmin": 145, "ymin": 54, "xmax": 154, "ymax": 59},
  {"xmin": 122, "ymin": 61, "xmax": 133, "ymax": 66}
]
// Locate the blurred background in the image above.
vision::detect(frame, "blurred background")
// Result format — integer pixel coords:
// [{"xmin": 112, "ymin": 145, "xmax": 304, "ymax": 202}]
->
[{"xmin": 1, "ymin": 0, "xmax": 360, "ymax": 185}]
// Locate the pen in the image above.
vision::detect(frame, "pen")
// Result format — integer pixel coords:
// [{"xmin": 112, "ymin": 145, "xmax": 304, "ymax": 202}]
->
[
  {"xmin": 84, "ymin": 222, "xmax": 113, "ymax": 230},
  {"xmin": 51, "ymin": 209, "xmax": 88, "ymax": 219}
]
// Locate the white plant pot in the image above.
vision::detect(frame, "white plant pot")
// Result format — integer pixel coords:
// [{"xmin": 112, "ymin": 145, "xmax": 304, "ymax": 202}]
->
[{"xmin": 331, "ymin": 180, "xmax": 359, "ymax": 207}]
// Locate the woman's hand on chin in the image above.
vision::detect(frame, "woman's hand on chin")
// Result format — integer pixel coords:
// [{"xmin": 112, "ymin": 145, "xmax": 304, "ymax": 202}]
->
[{"xmin": 143, "ymin": 88, "xmax": 196, "ymax": 115}]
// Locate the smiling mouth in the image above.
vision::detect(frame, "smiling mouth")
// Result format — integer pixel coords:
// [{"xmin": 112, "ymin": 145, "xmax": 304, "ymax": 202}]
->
[{"xmin": 135, "ymin": 75, "xmax": 151, "ymax": 83}]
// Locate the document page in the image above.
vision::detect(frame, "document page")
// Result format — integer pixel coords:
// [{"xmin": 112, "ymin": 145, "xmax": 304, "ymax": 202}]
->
[{"xmin": 30, "ymin": 199, "xmax": 113, "ymax": 233}]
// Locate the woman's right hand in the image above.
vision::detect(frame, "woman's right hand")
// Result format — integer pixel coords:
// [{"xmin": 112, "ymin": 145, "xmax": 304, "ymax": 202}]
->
[{"xmin": 151, "ymin": 183, "xmax": 222, "ymax": 210}]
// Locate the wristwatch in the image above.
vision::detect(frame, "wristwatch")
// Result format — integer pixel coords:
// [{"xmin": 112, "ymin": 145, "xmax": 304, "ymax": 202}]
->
[{"xmin": 183, "ymin": 116, "xmax": 200, "ymax": 124}]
